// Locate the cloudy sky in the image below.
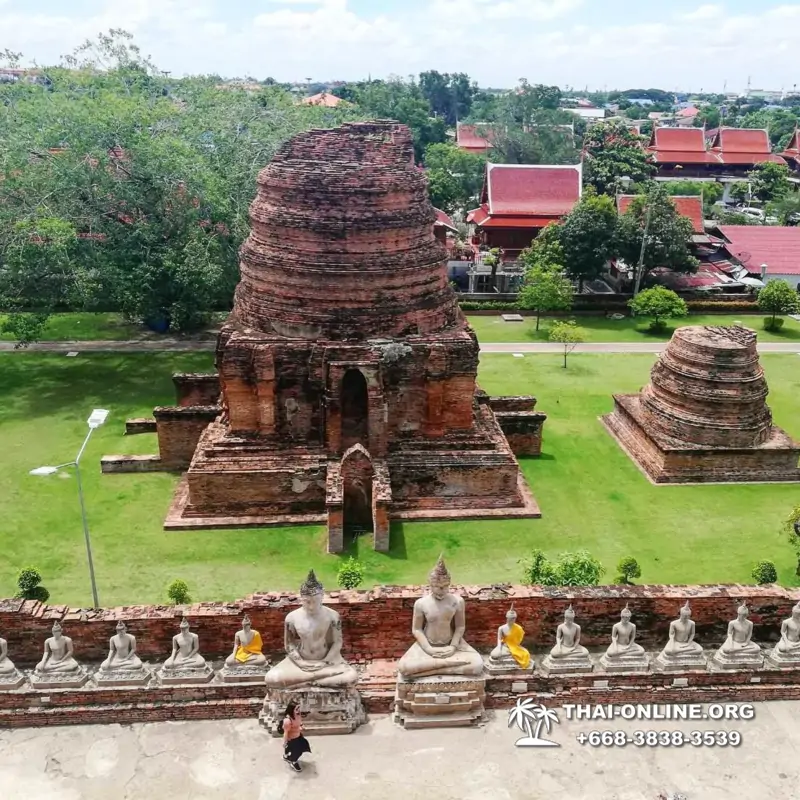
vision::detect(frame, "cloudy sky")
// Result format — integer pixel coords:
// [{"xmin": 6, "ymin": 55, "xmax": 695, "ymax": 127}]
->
[{"xmin": 2, "ymin": 0, "xmax": 799, "ymax": 92}]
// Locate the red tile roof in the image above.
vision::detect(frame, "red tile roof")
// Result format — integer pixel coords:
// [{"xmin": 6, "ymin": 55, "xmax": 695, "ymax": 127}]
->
[
  {"xmin": 780, "ymin": 129, "xmax": 800, "ymax": 162},
  {"xmin": 718, "ymin": 225, "xmax": 800, "ymax": 276},
  {"xmin": 618, "ymin": 194, "xmax": 704, "ymax": 233},
  {"xmin": 434, "ymin": 208, "xmax": 458, "ymax": 232},
  {"xmin": 676, "ymin": 106, "xmax": 700, "ymax": 118},
  {"xmin": 456, "ymin": 123, "xmax": 494, "ymax": 152},
  {"xmin": 647, "ymin": 127, "xmax": 720, "ymax": 164},
  {"xmin": 301, "ymin": 92, "xmax": 344, "ymax": 107},
  {"xmin": 481, "ymin": 163, "xmax": 582, "ymax": 216},
  {"xmin": 709, "ymin": 127, "xmax": 785, "ymax": 165}
]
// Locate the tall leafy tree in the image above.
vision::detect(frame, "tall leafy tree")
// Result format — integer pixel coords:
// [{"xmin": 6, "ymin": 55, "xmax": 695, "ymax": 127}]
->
[
  {"xmin": 615, "ymin": 183, "xmax": 698, "ymax": 291},
  {"xmin": 419, "ymin": 70, "xmax": 477, "ymax": 125},
  {"xmin": 749, "ymin": 162, "xmax": 792, "ymax": 203},
  {"xmin": 558, "ymin": 189, "xmax": 619, "ymax": 290},
  {"xmin": 583, "ymin": 121, "xmax": 655, "ymax": 195},
  {"xmin": 423, "ymin": 143, "xmax": 486, "ymax": 215}
]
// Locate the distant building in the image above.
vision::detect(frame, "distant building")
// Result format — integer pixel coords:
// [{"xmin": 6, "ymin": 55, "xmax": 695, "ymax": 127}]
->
[
  {"xmin": 466, "ymin": 163, "xmax": 582, "ymax": 259},
  {"xmin": 301, "ymin": 92, "xmax": 345, "ymax": 107},
  {"xmin": 455, "ymin": 123, "xmax": 494, "ymax": 155},
  {"xmin": 567, "ymin": 108, "xmax": 606, "ymax": 123},
  {"xmin": 780, "ymin": 129, "xmax": 800, "ymax": 172},
  {"xmin": 674, "ymin": 106, "xmax": 700, "ymax": 127},
  {"xmin": 708, "ymin": 128, "xmax": 785, "ymax": 167},
  {"xmin": 618, "ymin": 194, "xmax": 704, "ymax": 234}
]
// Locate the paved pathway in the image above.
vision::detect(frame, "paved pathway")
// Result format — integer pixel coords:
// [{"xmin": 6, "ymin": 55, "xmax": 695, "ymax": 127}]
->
[
  {"xmin": 2, "ymin": 339, "xmax": 799, "ymax": 355},
  {"xmin": 1, "ymin": 703, "xmax": 798, "ymax": 800}
]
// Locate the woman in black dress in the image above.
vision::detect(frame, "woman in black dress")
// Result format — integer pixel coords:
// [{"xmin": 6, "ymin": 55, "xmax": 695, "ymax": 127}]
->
[{"xmin": 282, "ymin": 701, "xmax": 311, "ymax": 772}]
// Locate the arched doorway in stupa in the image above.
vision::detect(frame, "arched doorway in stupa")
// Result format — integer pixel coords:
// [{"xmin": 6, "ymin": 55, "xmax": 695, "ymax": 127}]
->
[
  {"xmin": 341, "ymin": 444, "xmax": 374, "ymax": 533},
  {"xmin": 341, "ymin": 368, "xmax": 369, "ymax": 451}
]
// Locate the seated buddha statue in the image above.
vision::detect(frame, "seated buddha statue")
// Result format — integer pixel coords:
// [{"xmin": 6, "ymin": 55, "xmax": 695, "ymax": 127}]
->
[
  {"xmin": 0, "ymin": 635, "xmax": 18, "ymax": 675},
  {"xmin": 224, "ymin": 614, "xmax": 267, "ymax": 668},
  {"xmin": 34, "ymin": 621, "xmax": 82, "ymax": 675},
  {"xmin": 711, "ymin": 602, "xmax": 762, "ymax": 670},
  {"xmin": 100, "ymin": 622, "xmax": 144, "ymax": 672},
  {"xmin": 163, "ymin": 618, "xmax": 208, "ymax": 671},
  {"xmin": 487, "ymin": 605, "xmax": 531, "ymax": 672},
  {"xmin": 541, "ymin": 605, "xmax": 593, "ymax": 674},
  {"xmin": 599, "ymin": 605, "xmax": 649, "ymax": 673},
  {"xmin": 264, "ymin": 570, "xmax": 358, "ymax": 689},
  {"xmin": 768, "ymin": 602, "xmax": 800, "ymax": 667},
  {"xmin": 396, "ymin": 556, "xmax": 484, "ymax": 680},
  {"xmin": 655, "ymin": 601, "xmax": 707, "ymax": 671}
]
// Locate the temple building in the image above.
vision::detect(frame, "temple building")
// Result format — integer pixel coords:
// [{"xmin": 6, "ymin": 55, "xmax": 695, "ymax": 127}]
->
[
  {"xmin": 466, "ymin": 163, "xmax": 582, "ymax": 259},
  {"xmin": 109, "ymin": 122, "xmax": 546, "ymax": 549},
  {"xmin": 779, "ymin": 129, "xmax": 800, "ymax": 173},
  {"xmin": 455, "ymin": 123, "xmax": 494, "ymax": 156},
  {"xmin": 603, "ymin": 326, "xmax": 800, "ymax": 484}
]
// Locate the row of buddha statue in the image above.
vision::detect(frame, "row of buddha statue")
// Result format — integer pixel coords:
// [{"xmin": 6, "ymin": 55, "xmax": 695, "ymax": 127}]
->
[{"xmin": 2, "ymin": 559, "xmax": 800, "ymax": 730}]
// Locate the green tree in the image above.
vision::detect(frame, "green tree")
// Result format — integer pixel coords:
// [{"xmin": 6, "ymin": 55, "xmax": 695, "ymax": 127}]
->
[
  {"xmin": 519, "ymin": 549, "xmax": 557, "ymax": 585},
  {"xmin": 15, "ymin": 566, "xmax": 50, "ymax": 602},
  {"xmin": 615, "ymin": 184, "xmax": 698, "ymax": 291},
  {"xmin": 558, "ymin": 189, "xmax": 619, "ymax": 290},
  {"xmin": 628, "ymin": 286, "xmax": 688, "ymax": 332},
  {"xmin": 419, "ymin": 70, "xmax": 477, "ymax": 125},
  {"xmin": 167, "ymin": 579, "xmax": 191, "ymax": 604},
  {"xmin": 549, "ymin": 320, "xmax": 585, "ymax": 368},
  {"xmin": 583, "ymin": 121, "xmax": 655, "ymax": 195},
  {"xmin": 615, "ymin": 557, "xmax": 642, "ymax": 585},
  {"xmin": 520, "ymin": 549, "xmax": 605, "ymax": 586},
  {"xmin": 423, "ymin": 143, "xmax": 486, "ymax": 214},
  {"xmin": 517, "ymin": 226, "xmax": 573, "ymax": 330},
  {"xmin": 757, "ymin": 279, "xmax": 800, "ymax": 329},
  {"xmin": 749, "ymin": 162, "xmax": 792, "ymax": 203}
]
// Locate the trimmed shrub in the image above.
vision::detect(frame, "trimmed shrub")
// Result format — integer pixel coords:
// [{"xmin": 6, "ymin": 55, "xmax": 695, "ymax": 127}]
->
[
  {"xmin": 167, "ymin": 579, "xmax": 191, "ymax": 605},
  {"xmin": 685, "ymin": 300, "xmax": 758, "ymax": 312},
  {"xmin": 336, "ymin": 557, "xmax": 365, "ymax": 590},
  {"xmin": 763, "ymin": 317, "xmax": 785, "ymax": 331},
  {"xmin": 751, "ymin": 560, "xmax": 778, "ymax": 585},
  {"xmin": 458, "ymin": 301, "xmax": 520, "ymax": 311},
  {"xmin": 15, "ymin": 567, "xmax": 50, "ymax": 603}
]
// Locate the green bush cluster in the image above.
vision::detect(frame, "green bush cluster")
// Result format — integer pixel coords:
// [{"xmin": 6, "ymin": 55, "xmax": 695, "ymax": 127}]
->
[
  {"xmin": 15, "ymin": 566, "xmax": 50, "ymax": 603},
  {"xmin": 336, "ymin": 557, "xmax": 365, "ymax": 590},
  {"xmin": 166, "ymin": 579, "xmax": 192, "ymax": 605},
  {"xmin": 520, "ymin": 549, "xmax": 605, "ymax": 586},
  {"xmin": 763, "ymin": 317, "xmax": 785, "ymax": 332},
  {"xmin": 750, "ymin": 560, "xmax": 778, "ymax": 584}
]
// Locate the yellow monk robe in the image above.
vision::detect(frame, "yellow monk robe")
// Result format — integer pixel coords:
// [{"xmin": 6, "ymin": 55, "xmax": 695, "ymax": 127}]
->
[
  {"xmin": 235, "ymin": 631, "xmax": 264, "ymax": 663},
  {"xmin": 503, "ymin": 623, "xmax": 531, "ymax": 669}
]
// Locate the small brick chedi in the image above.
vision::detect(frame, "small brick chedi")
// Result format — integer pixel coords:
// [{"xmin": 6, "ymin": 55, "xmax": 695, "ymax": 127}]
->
[
  {"xmin": 604, "ymin": 325, "xmax": 800, "ymax": 483},
  {"xmin": 146, "ymin": 122, "xmax": 545, "ymax": 547}
]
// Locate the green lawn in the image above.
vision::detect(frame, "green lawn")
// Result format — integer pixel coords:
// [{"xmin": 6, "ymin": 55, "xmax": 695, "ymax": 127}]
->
[
  {"xmin": 1, "ymin": 351, "xmax": 798, "ymax": 607},
  {"xmin": 0, "ymin": 312, "xmax": 140, "ymax": 342},
  {"xmin": 467, "ymin": 314, "xmax": 800, "ymax": 343}
]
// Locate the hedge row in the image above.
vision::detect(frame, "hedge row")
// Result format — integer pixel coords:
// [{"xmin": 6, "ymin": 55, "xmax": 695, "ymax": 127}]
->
[{"xmin": 459, "ymin": 299, "xmax": 759, "ymax": 313}]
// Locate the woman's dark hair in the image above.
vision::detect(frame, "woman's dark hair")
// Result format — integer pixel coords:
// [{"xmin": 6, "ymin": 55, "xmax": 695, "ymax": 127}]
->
[{"xmin": 284, "ymin": 702, "xmax": 298, "ymax": 720}]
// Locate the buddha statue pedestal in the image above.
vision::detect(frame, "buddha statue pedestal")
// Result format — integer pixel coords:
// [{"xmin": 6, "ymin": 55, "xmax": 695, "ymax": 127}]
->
[
  {"xmin": 220, "ymin": 662, "xmax": 270, "ymax": 684},
  {"xmin": 485, "ymin": 654, "xmax": 534, "ymax": 675},
  {"xmin": 260, "ymin": 686, "xmax": 366, "ymax": 736},
  {"xmin": 96, "ymin": 664, "xmax": 152, "ymax": 687},
  {"xmin": 394, "ymin": 674, "xmax": 486, "ymax": 729},
  {"xmin": 0, "ymin": 637, "xmax": 25, "ymax": 690},
  {"xmin": 598, "ymin": 605, "xmax": 650, "ymax": 674}
]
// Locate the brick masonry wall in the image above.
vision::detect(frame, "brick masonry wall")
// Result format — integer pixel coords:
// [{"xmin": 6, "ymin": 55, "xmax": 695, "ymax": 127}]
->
[
  {"xmin": 2, "ymin": 584, "xmax": 799, "ymax": 668},
  {"xmin": 154, "ymin": 406, "xmax": 220, "ymax": 468}
]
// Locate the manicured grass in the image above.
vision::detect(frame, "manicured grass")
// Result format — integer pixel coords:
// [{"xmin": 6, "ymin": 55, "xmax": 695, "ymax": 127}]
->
[
  {"xmin": 0, "ymin": 312, "xmax": 140, "ymax": 342},
  {"xmin": 1, "ymin": 352, "xmax": 798, "ymax": 607},
  {"xmin": 467, "ymin": 313, "xmax": 800, "ymax": 344}
]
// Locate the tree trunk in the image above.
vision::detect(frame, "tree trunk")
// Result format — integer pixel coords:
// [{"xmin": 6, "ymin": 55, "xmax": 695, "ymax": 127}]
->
[
  {"xmin": 535, "ymin": 308, "xmax": 541, "ymax": 331},
  {"xmin": 563, "ymin": 347, "xmax": 567, "ymax": 369}
]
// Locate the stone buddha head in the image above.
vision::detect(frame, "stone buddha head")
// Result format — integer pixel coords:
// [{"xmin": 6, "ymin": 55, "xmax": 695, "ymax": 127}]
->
[
  {"xmin": 679, "ymin": 601, "xmax": 692, "ymax": 620},
  {"xmin": 429, "ymin": 556, "xmax": 451, "ymax": 600},
  {"xmin": 179, "ymin": 617, "xmax": 190, "ymax": 633},
  {"xmin": 300, "ymin": 570, "xmax": 324, "ymax": 614},
  {"xmin": 242, "ymin": 614, "xmax": 252, "ymax": 632},
  {"xmin": 793, "ymin": 602, "xmax": 800, "ymax": 620},
  {"xmin": 506, "ymin": 605, "xmax": 517, "ymax": 624},
  {"xmin": 52, "ymin": 621, "xmax": 63, "ymax": 640},
  {"xmin": 116, "ymin": 621, "xmax": 127, "ymax": 635},
  {"xmin": 620, "ymin": 604, "xmax": 632, "ymax": 622},
  {"xmin": 737, "ymin": 602, "xmax": 749, "ymax": 619},
  {"xmin": 564, "ymin": 605, "xmax": 576, "ymax": 624}
]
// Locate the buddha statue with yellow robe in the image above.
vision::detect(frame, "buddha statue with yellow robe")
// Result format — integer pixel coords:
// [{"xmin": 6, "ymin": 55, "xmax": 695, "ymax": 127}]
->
[
  {"xmin": 221, "ymin": 614, "xmax": 269, "ymax": 682},
  {"xmin": 487, "ymin": 605, "xmax": 532, "ymax": 673}
]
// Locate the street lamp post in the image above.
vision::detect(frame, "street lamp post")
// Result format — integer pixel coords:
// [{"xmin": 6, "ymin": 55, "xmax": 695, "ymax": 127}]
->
[{"xmin": 30, "ymin": 408, "xmax": 109, "ymax": 609}]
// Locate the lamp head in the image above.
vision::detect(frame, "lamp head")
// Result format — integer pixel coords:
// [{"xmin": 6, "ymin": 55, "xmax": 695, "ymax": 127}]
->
[
  {"xmin": 88, "ymin": 409, "xmax": 110, "ymax": 429},
  {"xmin": 30, "ymin": 466, "xmax": 59, "ymax": 476}
]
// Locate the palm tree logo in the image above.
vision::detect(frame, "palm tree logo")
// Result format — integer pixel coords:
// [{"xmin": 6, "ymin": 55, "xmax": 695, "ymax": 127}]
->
[{"xmin": 508, "ymin": 698, "xmax": 561, "ymax": 747}]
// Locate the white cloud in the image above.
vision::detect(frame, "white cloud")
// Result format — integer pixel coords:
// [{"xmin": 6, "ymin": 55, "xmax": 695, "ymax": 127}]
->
[{"xmin": 1, "ymin": 0, "xmax": 799, "ymax": 91}]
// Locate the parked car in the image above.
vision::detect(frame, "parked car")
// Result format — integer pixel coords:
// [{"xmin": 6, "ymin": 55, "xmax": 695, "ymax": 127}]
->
[{"xmin": 736, "ymin": 207, "xmax": 765, "ymax": 222}]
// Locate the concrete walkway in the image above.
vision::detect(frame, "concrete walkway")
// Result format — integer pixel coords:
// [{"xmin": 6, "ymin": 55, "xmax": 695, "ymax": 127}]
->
[
  {"xmin": 1, "ymin": 704, "xmax": 799, "ymax": 800},
  {"xmin": 2, "ymin": 339, "xmax": 799, "ymax": 355}
]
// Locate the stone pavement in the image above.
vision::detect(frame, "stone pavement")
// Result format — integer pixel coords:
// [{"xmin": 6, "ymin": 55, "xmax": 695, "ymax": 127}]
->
[
  {"xmin": 1, "ymin": 339, "xmax": 799, "ymax": 355},
  {"xmin": 1, "ymin": 703, "xmax": 799, "ymax": 800}
]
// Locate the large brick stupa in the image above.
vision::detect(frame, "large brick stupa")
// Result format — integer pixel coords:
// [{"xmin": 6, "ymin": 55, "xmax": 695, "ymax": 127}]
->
[
  {"xmin": 133, "ymin": 122, "xmax": 546, "ymax": 548},
  {"xmin": 603, "ymin": 325, "xmax": 800, "ymax": 483}
]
